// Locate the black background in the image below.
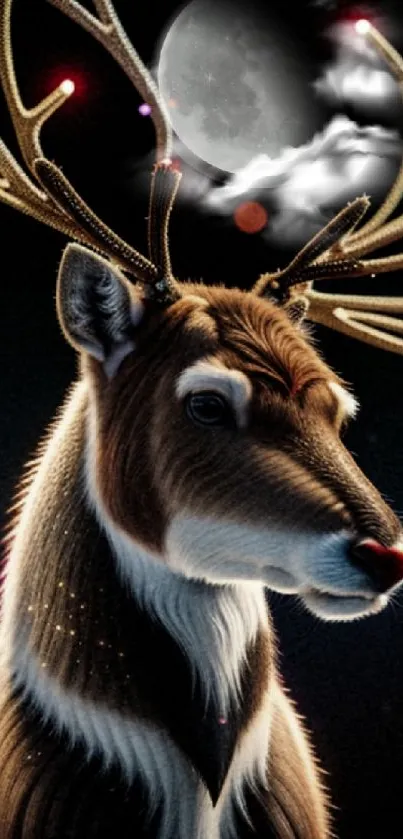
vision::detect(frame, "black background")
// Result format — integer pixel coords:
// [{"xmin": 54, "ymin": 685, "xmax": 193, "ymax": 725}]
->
[{"xmin": 2, "ymin": 1, "xmax": 403, "ymax": 837}]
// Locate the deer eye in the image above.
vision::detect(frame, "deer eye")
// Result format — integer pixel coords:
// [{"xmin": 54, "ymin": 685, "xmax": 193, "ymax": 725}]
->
[{"xmin": 185, "ymin": 391, "xmax": 234, "ymax": 428}]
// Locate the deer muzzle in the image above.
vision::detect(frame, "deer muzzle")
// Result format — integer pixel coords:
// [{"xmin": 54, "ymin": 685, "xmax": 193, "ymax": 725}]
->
[{"xmin": 291, "ymin": 428, "xmax": 403, "ymax": 597}]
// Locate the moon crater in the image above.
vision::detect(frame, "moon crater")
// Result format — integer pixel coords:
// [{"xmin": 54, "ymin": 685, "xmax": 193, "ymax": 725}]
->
[{"xmin": 157, "ymin": 0, "xmax": 320, "ymax": 173}]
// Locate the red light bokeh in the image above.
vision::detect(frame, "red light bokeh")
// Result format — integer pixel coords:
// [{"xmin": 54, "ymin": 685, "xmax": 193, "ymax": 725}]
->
[
  {"xmin": 46, "ymin": 67, "xmax": 88, "ymax": 100},
  {"xmin": 233, "ymin": 201, "xmax": 268, "ymax": 234},
  {"xmin": 334, "ymin": 7, "xmax": 375, "ymax": 27}
]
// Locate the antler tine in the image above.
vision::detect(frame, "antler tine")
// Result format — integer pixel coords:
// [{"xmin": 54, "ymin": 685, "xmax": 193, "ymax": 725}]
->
[
  {"xmin": 253, "ymin": 197, "xmax": 368, "ymax": 300},
  {"xmin": 46, "ymin": 0, "xmax": 181, "ymax": 302},
  {"xmin": 0, "ymin": 0, "xmax": 182, "ymax": 301},
  {"xmin": 0, "ymin": 84, "xmax": 124, "ymax": 258},
  {"xmin": 346, "ymin": 22, "xmax": 403, "ymax": 245},
  {"xmin": 47, "ymin": 0, "xmax": 173, "ymax": 163},
  {"xmin": 0, "ymin": 0, "xmax": 74, "ymax": 172},
  {"xmin": 34, "ymin": 158, "xmax": 159, "ymax": 283},
  {"xmin": 0, "ymin": 0, "xmax": 92, "ymax": 239},
  {"xmin": 147, "ymin": 161, "xmax": 182, "ymax": 286},
  {"xmin": 323, "ymin": 21, "xmax": 403, "ymax": 271},
  {"xmin": 253, "ymin": 21, "xmax": 403, "ymax": 354},
  {"xmin": 307, "ymin": 290, "xmax": 403, "ymax": 354}
]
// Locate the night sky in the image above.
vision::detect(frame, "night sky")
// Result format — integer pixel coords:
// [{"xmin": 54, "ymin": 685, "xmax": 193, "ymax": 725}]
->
[{"xmin": 2, "ymin": 1, "xmax": 403, "ymax": 837}]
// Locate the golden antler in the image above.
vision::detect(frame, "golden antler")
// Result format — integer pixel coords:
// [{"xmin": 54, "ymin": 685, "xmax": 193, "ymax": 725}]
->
[
  {"xmin": 0, "ymin": 0, "xmax": 181, "ymax": 303},
  {"xmin": 48, "ymin": 0, "xmax": 172, "ymax": 163},
  {"xmin": 254, "ymin": 21, "xmax": 403, "ymax": 353}
]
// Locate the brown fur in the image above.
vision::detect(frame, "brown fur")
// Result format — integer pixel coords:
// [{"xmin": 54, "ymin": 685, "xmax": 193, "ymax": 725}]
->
[
  {"xmin": 0, "ymin": 273, "xmax": 400, "ymax": 839},
  {"xmin": 91, "ymin": 285, "xmax": 398, "ymax": 549}
]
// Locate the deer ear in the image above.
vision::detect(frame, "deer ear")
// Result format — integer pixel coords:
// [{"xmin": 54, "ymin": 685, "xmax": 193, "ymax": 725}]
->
[
  {"xmin": 281, "ymin": 295, "xmax": 310, "ymax": 326},
  {"xmin": 56, "ymin": 244, "xmax": 145, "ymax": 376}
]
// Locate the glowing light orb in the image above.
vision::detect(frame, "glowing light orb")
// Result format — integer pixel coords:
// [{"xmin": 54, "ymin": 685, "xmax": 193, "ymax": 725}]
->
[
  {"xmin": 355, "ymin": 19, "xmax": 371, "ymax": 34},
  {"xmin": 49, "ymin": 71, "xmax": 87, "ymax": 99},
  {"xmin": 138, "ymin": 102, "xmax": 152, "ymax": 116},
  {"xmin": 60, "ymin": 79, "xmax": 75, "ymax": 96},
  {"xmin": 159, "ymin": 157, "xmax": 181, "ymax": 172},
  {"xmin": 233, "ymin": 201, "xmax": 268, "ymax": 234}
]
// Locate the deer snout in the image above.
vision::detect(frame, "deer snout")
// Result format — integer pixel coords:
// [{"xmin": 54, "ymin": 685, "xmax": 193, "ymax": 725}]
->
[
  {"xmin": 299, "ymin": 432, "xmax": 401, "ymax": 549},
  {"xmin": 348, "ymin": 538, "xmax": 403, "ymax": 594}
]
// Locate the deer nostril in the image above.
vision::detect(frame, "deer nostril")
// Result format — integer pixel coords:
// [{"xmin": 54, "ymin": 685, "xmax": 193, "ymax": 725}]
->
[{"xmin": 349, "ymin": 538, "xmax": 403, "ymax": 594}]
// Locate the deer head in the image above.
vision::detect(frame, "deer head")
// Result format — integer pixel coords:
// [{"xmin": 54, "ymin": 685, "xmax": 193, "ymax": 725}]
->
[
  {"xmin": 2, "ymin": 1, "xmax": 403, "ymax": 621},
  {"xmin": 57, "ymin": 241, "xmax": 403, "ymax": 622}
]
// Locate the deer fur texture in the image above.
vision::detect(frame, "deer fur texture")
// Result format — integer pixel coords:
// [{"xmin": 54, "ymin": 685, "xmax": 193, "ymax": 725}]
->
[{"xmin": 0, "ymin": 244, "xmax": 402, "ymax": 839}]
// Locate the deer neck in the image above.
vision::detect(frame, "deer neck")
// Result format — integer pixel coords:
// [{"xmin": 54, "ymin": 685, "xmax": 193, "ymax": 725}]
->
[{"xmin": 1, "ymin": 378, "xmax": 271, "ymax": 803}]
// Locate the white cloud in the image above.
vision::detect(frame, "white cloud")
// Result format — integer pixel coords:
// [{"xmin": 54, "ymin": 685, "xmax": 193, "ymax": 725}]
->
[
  {"xmin": 203, "ymin": 115, "xmax": 402, "ymax": 246},
  {"xmin": 314, "ymin": 22, "xmax": 400, "ymax": 109},
  {"xmin": 315, "ymin": 62, "xmax": 397, "ymax": 106}
]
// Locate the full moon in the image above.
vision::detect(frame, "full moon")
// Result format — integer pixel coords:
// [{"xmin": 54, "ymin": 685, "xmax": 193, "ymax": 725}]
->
[{"xmin": 157, "ymin": 0, "xmax": 320, "ymax": 173}]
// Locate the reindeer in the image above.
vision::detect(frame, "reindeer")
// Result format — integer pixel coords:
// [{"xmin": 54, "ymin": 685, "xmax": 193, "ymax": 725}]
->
[{"xmin": 1, "ymin": 2, "xmax": 403, "ymax": 837}]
